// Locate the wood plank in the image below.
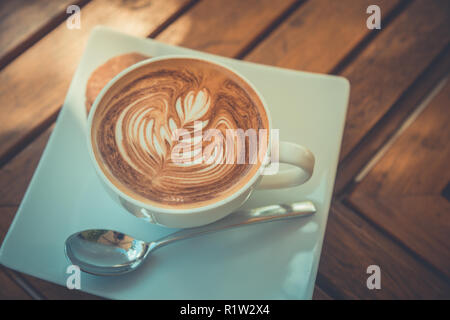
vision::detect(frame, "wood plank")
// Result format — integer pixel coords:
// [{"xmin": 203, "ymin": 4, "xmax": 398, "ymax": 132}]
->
[
  {"xmin": 348, "ymin": 80, "xmax": 450, "ymax": 278},
  {"xmin": 335, "ymin": 47, "xmax": 450, "ymax": 194},
  {"xmin": 156, "ymin": 0, "xmax": 297, "ymax": 57},
  {"xmin": 0, "ymin": 267, "xmax": 32, "ymax": 300},
  {"xmin": 0, "ymin": 0, "xmax": 87, "ymax": 69},
  {"xmin": 338, "ymin": 0, "xmax": 450, "ymax": 160},
  {"xmin": 318, "ymin": 202, "xmax": 450, "ymax": 299},
  {"xmin": 0, "ymin": 0, "xmax": 192, "ymax": 166},
  {"xmin": 248, "ymin": 0, "xmax": 449, "ymax": 189},
  {"xmin": 246, "ymin": 0, "xmax": 449, "ymax": 198},
  {"xmin": 246, "ymin": 0, "xmax": 401, "ymax": 72}
]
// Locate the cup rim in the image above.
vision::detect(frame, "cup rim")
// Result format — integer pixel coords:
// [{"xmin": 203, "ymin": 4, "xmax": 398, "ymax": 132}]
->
[{"xmin": 87, "ymin": 54, "xmax": 273, "ymax": 214}]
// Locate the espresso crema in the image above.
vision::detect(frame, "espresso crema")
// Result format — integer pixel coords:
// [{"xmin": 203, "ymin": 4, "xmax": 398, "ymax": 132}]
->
[{"xmin": 91, "ymin": 58, "xmax": 269, "ymax": 208}]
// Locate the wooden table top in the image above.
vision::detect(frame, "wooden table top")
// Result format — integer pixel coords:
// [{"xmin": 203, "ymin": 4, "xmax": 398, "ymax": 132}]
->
[{"xmin": 0, "ymin": 0, "xmax": 449, "ymax": 300}]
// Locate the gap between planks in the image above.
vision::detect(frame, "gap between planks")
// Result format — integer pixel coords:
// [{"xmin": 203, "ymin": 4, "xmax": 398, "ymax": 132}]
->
[
  {"xmin": 330, "ymin": 0, "xmax": 413, "ymax": 75},
  {"xmin": 353, "ymin": 76, "xmax": 448, "ymax": 183},
  {"xmin": 0, "ymin": 0, "xmax": 91, "ymax": 72},
  {"xmin": 322, "ymin": 41, "xmax": 450, "ymax": 294},
  {"xmin": 341, "ymin": 198, "xmax": 450, "ymax": 285},
  {"xmin": 334, "ymin": 44, "xmax": 450, "ymax": 197},
  {"xmin": 148, "ymin": 0, "xmax": 201, "ymax": 39},
  {"xmin": 235, "ymin": 0, "xmax": 306, "ymax": 59}
]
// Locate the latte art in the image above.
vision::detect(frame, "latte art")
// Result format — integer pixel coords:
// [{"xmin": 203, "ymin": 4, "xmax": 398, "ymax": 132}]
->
[
  {"xmin": 91, "ymin": 58, "xmax": 268, "ymax": 208},
  {"xmin": 115, "ymin": 88, "xmax": 210, "ymax": 169}
]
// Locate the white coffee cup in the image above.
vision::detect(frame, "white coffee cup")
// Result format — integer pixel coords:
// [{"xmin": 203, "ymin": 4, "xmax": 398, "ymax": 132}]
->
[{"xmin": 87, "ymin": 55, "xmax": 315, "ymax": 228}]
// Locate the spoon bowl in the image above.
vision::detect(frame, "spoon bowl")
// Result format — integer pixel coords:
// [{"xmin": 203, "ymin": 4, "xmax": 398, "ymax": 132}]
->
[{"xmin": 65, "ymin": 230, "xmax": 151, "ymax": 276}]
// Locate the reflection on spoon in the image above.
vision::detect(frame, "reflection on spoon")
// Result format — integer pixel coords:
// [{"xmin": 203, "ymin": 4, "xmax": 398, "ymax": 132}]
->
[{"xmin": 65, "ymin": 201, "xmax": 316, "ymax": 276}]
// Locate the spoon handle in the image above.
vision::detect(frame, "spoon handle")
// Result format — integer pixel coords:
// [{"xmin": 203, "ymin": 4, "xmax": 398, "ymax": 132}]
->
[{"xmin": 151, "ymin": 201, "xmax": 316, "ymax": 250}]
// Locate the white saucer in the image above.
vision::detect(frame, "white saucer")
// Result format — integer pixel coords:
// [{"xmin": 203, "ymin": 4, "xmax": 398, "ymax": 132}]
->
[{"xmin": 0, "ymin": 27, "xmax": 349, "ymax": 299}]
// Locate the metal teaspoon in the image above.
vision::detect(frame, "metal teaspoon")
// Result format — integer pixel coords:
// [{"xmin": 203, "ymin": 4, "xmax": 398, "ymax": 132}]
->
[{"xmin": 64, "ymin": 201, "xmax": 316, "ymax": 276}]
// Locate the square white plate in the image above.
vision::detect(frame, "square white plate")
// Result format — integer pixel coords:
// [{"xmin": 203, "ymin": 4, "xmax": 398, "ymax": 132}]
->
[{"xmin": 0, "ymin": 26, "xmax": 349, "ymax": 299}]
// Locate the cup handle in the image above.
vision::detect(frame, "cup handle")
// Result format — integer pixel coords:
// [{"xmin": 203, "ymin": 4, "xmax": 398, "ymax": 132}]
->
[{"xmin": 256, "ymin": 141, "xmax": 315, "ymax": 189}]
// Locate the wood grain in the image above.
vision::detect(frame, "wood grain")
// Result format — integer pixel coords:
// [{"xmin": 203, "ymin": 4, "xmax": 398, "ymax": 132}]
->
[
  {"xmin": 0, "ymin": 0, "xmax": 192, "ymax": 166},
  {"xmin": 246, "ymin": 0, "xmax": 401, "ymax": 72},
  {"xmin": 338, "ymin": 0, "xmax": 450, "ymax": 160},
  {"xmin": 156, "ymin": 0, "xmax": 298, "ymax": 57},
  {"xmin": 0, "ymin": 0, "xmax": 87, "ymax": 69},
  {"xmin": 318, "ymin": 202, "xmax": 450, "ymax": 299},
  {"xmin": 348, "ymin": 80, "xmax": 450, "ymax": 279},
  {"xmin": 335, "ymin": 47, "xmax": 450, "ymax": 194},
  {"xmin": 248, "ymin": 0, "xmax": 449, "ymax": 179}
]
